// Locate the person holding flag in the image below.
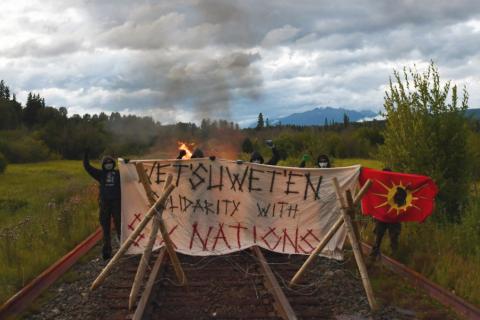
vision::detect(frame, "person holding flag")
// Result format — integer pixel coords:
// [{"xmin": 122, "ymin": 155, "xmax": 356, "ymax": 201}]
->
[{"xmin": 359, "ymin": 167, "xmax": 438, "ymax": 258}]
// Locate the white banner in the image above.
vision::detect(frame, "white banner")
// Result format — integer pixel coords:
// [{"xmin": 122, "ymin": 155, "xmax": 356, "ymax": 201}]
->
[{"xmin": 119, "ymin": 159, "xmax": 360, "ymax": 260}]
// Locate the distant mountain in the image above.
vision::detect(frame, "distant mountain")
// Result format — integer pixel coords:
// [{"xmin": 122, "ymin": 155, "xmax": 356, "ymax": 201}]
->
[
  {"xmin": 254, "ymin": 107, "xmax": 480, "ymax": 127},
  {"xmin": 266, "ymin": 107, "xmax": 378, "ymax": 126},
  {"xmin": 466, "ymin": 108, "xmax": 480, "ymax": 119}
]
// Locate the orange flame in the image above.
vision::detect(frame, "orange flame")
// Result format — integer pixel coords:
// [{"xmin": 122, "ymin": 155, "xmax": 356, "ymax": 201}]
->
[{"xmin": 177, "ymin": 141, "xmax": 193, "ymax": 159}]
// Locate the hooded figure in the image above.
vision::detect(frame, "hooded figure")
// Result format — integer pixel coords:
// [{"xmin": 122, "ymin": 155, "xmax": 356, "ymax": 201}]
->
[
  {"xmin": 316, "ymin": 154, "xmax": 331, "ymax": 168},
  {"xmin": 84, "ymin": 150, "xmax": 121, "ymax": 260},
  {"xmin": 370, "ymin": 167, "xmax": 402, "ymax": 258},
  {"xmin": 250, "ymin": 151, "xmax": 264, "ymax": 164},
  {"xmin": 266, "ymin": 145, "xmax": 280, "ymax": 165},
  {"xmin": 191, "ymin": 148, "xmax": 204, "ymax": 159},
  {"xmin": 264, "ymin": 140, "xmax": 281, "ymax": 165}
]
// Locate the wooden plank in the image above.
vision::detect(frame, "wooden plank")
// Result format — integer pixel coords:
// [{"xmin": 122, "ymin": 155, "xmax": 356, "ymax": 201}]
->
[
  {"xmin": 353, "ymin": 179, "xmax": 372, "ymax": 206},
  {"xmin": 132, "ymin": 248, "xmax": 167, "ymax": 320},
  {"xmin": 345, "ymin": 189, "xmax": 362, "ymax": 250},
  {"xmin": 252, "ymin": 246, "xmax": 297, "ymax": 320},
  {"xmin": 332, "ymin": 177, "xmax": 378, "ymax": 311},
  {"xmin": 129, "ymin": 170, "xmax": 173, "ymax": 310},
  {"xmin": 135, "ymin": 163, "xmax": 186, "ymax": 286},
  {"xmin": 134, "ymin": 162, "xmax": 158, "ymax": 204},
  {"xmin": 289, "ymin": 215, "xmax": 344, "ymax": 286}
]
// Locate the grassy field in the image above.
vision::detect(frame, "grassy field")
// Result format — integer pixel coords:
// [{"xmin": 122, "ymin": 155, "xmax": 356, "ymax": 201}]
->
[
  {"xmin": 335, "ymin": 159, "xmax": 480, "ymax": 307},
  {"xmin": 0, "ymin": 161, "xmax": 98, "ymax": 305},
  {"xmin": 1, "ymin": 158, "xmax": 478, "ymax": 311}
]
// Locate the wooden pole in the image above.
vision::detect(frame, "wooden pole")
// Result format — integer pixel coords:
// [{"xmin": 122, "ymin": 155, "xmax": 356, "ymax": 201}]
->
[
  {"xmin": 289, "ymin": 179, "xmax": 373, "ymax": 287},
  {"xmin": 332, "ymin": 177, "xmax": 378, "ymax": 311},
  {"xmin": 345, "ymin": 190, "xmax": 362, "ymax": 250},
  {"xmin": 134, "ymin": 163, "xmax": 186, "ymax": 286},
  {"xmin": 134, "ymin": 163, "xmax": 158, "ymax": 204},
  {"xmin": 289, "ymin": 215, "xmax": 344, "ymax": 286},
  {"xmin": 353, "ymin": 179, "xmax": 372, "ymax": 206},
  {"xmin": 90, "ymin": 182, "xmax": 175, "ymax": 290},
  {"xmin": 129, "ymin": 172, "xmax": 173, "ymax": 310},
  {"xmin": 253, "ymin": 247, "xmax": 297, "ymax": 320},
  {"xmin": 132, "ymin": 248, "xmax": 167, "ymax": 320},
  {"xmin": 157, "ymin": 207, "xmax": 186, "ymax": 285}
]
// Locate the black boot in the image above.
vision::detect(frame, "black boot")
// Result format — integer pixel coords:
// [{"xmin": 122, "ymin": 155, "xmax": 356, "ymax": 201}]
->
[{"xmin": 102, "ymin": 244, "xmax": 112, "ymax": 260}]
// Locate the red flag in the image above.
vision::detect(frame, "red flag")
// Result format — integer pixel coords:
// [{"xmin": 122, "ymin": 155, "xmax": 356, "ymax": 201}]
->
[{"xmin": 359, "ymin": 167, "xmax": 438, "ymax": 223}]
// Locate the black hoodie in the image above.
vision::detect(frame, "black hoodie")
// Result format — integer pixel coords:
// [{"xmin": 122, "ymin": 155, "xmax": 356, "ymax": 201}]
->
[{"xmin": 83, "ymin": 152, "xmax": 121, "ymax": 200}]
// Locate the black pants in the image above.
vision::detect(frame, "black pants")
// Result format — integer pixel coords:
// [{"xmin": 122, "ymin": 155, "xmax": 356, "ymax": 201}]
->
[
  {"xmin": 99, "ymin": 198, "xmax": 121, "ymax": 259},
  {"xmin": 371, "ymin": 220, "xmax": 401, "ymax": 256}
]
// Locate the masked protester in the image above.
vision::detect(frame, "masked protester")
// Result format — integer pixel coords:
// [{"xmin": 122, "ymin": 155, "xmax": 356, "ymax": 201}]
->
[
  {"xmin": 370, "ymin": 168, "xmax": 402, "ymax": 258},
  {"xmin": 265, "ymin": 140, "xmax": 281, "ymax": 165},
  {"xmin": 316, "ymin": 154, "xmax": 331, "ymax": 168},
  {"xmin": 83, "ymin": 150, "xmax": 121, "ymax": 260},
  {"xmin": 250, "ymin": 151, "xmax": 264, "ymax": 164},
  {"xmin": 191, "ymin": 148, "xmax": 204, "ymax": 159}
]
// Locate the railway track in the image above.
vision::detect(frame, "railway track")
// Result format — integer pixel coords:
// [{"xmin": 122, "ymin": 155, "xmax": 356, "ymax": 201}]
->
[
  {"xmin": 2, "ymin": 229, "xmax": 480, "ymax": 319},
  {"xmin": 100, "ymin": 248, "xmax": 373, "ymax": 320}
]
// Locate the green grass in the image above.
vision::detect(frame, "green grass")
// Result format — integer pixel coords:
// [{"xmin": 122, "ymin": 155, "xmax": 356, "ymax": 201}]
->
[
  {"xmin": 361, "ymin": 207, "xmax": 480, "ymax": 308},
  {"xmin": 358, "ymin": 188, "xmax": 480, "ymax": 309},
  {"xmin": 0, "ymin": 161, "xmax": 98, "ymax": 305},
  {"xmin": 274, "ymin": 156, "xmax": 384, "ymax": 169},
  {"xmin": 332, "ymin": 158, "xmax": 383, "ymax": 169}
]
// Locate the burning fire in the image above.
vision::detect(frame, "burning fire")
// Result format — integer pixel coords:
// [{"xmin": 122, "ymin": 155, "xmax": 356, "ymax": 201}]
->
[{"xmin": 177, "ymin": 141, "xmax": 194, "ymax": 159}]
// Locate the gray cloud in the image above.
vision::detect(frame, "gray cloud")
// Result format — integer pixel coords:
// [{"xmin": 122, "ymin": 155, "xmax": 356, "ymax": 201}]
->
[{"xmin": 0, "ymin": 0, "xmax": 480, "ymax": 124}]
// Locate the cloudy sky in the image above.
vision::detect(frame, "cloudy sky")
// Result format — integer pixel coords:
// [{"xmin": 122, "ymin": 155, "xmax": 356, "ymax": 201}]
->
[{"xmin": 1, "ymin": 0, "xmax": 479, "ymax": 126}]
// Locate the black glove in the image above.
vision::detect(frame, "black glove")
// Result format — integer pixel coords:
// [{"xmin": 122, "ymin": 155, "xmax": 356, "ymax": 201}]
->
[{"xmin": 177, "ymin": 150, "xmax": 187, "ymax": 159}]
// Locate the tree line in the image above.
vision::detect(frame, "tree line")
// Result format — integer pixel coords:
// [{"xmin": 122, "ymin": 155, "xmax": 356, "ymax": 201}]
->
[{"xmin": 0, "ymin": 80, "xmax": 163, "ymax": 163}]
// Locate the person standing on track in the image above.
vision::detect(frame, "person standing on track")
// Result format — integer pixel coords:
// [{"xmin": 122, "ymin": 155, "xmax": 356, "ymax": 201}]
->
[
  {"xmin": 83, "ymin": 149, "xmax": 121, "ymax": 260},
  {"xmin": 369, "ymin": 168, "xmax": 402, "ymax": 258}
]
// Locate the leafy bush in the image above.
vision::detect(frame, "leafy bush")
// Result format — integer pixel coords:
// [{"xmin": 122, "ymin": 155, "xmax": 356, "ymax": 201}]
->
[
  {"xmin": 0, "ymin": 131, "xmax": 51, "ymax": 163},
  {"xmin": 379, "ymin": 62, "xmax": 470, "ymax": 222},
  {"xmin": 0, "ymin": 152, "xmax": 7, "ymax": 174}
]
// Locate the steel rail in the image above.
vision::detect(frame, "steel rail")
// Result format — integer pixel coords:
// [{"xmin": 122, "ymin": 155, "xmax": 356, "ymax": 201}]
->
[
  {"xmin": 0, "ymin": 228, "xmax": 102, "ymax": 319},
  {"xmin": 2, "ymin": 229, "xmax": 479, "ymax": 319},
  {"xmin": 360, "ymin": 242, "xmax": 480, "ymax": 320}
]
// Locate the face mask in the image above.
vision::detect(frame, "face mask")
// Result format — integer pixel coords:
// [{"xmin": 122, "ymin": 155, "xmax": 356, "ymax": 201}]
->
[
  {"xmin": 104, "ymin": 163, "xmax": 114, "ymax": 170},
  {"xmin": 318, "ymin": 161, "xmax": 328, "ymax": 168}
]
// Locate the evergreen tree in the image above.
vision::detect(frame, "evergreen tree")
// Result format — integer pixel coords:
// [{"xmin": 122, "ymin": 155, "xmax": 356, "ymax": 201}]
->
[
  {"xmin": 23, "ymin": 92, "xmax": 45, "ymax": 127},
  {"xmin": 343, "ymin": 113, "xmax": 349, "ymax": 128},
  {"xmin": 0, "ymin": 80, "xmax": 5, "ymax": 100},
  {"xmin": 256, "ymin": 113, "xmax": 264, "ymax": 130}
]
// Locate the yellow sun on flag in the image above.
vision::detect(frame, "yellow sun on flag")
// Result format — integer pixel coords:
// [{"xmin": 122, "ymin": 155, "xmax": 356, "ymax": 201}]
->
[{"xmin": 373, "ymin": 180, "xmax": 424, "ymax": 215}]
